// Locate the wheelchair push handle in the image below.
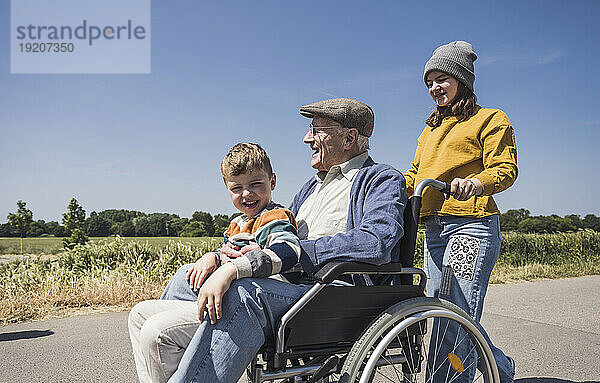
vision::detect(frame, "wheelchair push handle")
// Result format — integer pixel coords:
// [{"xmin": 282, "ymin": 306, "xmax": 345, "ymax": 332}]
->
[
  {"xmin": 410, "ymin": 179, "xmax": 450, "ymax": 224},
  {"xmin": 413, "ymin": 178, "xmax": 451, "ymax": 198}
]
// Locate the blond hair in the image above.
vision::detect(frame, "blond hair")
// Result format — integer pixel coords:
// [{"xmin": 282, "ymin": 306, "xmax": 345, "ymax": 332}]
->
[{"xmin": 221, "ymin": 143, "xmax": 273, "ymax": 182}]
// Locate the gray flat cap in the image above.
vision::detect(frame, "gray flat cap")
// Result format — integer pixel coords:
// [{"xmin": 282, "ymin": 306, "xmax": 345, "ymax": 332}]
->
[{"xmin": 299, "ymin": 98, "xmax": 374, "ymax": 137}]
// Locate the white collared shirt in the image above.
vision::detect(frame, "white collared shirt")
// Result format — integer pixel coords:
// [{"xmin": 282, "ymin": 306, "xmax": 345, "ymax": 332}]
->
[{"xmin": 296, "ymin": 152, "xmax": 369, "ymax": 240}]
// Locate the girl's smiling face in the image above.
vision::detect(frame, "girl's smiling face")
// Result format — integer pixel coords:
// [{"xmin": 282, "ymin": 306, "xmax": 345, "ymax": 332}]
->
[{"xmin": 426, "ymin": 70, "xmax": 459, "ymax": 107}]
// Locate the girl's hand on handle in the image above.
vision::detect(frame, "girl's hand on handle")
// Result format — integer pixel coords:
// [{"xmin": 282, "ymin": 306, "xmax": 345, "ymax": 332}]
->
[{"xmin": 449, "ymin": 178, "xmax": 483, "ymax": 201}]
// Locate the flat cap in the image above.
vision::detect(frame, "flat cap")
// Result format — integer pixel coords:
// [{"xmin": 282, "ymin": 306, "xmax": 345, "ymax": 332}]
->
[{"xmin": 299, "ymin": 98, "xmax": 374, "ymax": 137}]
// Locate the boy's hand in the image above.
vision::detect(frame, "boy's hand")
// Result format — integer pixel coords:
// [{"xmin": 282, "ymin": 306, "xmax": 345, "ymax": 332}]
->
[
  {"xmin": 197, "ymin": 262, "xmax": 237, "ymax": 324},
  {"xmin": 186, "ymin": 252, "xmax": 218, "ymax": 291}
]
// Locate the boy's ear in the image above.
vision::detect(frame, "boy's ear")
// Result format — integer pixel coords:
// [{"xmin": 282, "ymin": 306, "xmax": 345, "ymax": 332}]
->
[{"xmin": 270, "ymin": 173, "xmax": 276, "ymax": 190}]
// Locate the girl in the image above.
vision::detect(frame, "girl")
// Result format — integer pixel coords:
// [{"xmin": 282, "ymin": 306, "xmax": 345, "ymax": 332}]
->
[{"xmin": 405, "ymin": 41, "xmax": 517, "ymax": 383}]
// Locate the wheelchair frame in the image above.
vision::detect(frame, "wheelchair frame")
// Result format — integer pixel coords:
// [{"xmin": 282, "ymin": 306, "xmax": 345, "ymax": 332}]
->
[{"xmin": 247, "ymin": 179, "xmax": 501, "ymax": 383}]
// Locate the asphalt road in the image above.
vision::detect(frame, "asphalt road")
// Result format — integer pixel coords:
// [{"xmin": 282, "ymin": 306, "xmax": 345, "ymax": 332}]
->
[{"xmin": 1, "ymin": 276, "xmax": 599, "ymax": 383}]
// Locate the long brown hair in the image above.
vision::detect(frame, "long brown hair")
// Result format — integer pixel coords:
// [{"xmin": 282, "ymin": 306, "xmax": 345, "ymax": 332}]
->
[{"xmin": 425, "ymin": 80, "xmax": 477, "ymax": 128}]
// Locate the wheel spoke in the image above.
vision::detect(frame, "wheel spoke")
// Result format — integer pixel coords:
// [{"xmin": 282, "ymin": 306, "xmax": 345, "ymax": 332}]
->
[
  {"xmin": 444, "ymin": 321, "xmax": 463, "ymax": 383},
  {"xmin": 401, "ymin": 329, "xmax": 416, "ymax": 376},
  {"xmin": 374, "ymin": 365, "xmax": 399, "ymax": 383},
  {"xmin": 434, "ymin": 317, "xmax": 451, "ymax": 371},
  {"xmin": 473, "ymin": 369, "xmax": 484, "ymax": 382},
  {"xmin": 447, "ymin": 344, "xmax": 478, "ymax": 383},
  {"xmin": 425, "ymin": 319, "xmax": 473, "ymax": 383},
  {"xmin": 433, "ymin": 317, "xmax": 448, "ymax": 369},
  {"xmin": 419, "ymin": 322, "xmax": 430, "ymax": 382},
  {"xmin": 382, "ymin": 352, "xmax": 404, "ymax": 382}
]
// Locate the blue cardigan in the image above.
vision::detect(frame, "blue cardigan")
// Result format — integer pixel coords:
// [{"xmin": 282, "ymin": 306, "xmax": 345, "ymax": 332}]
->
[{"xmin": 289, "ymin": 156, "xmax": 407, "ymax": 282}]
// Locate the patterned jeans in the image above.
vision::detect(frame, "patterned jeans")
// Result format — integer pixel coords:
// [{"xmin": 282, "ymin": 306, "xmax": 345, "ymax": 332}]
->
[{"xmin": 423, "ymin": 214, "xmax": 515, "ymax": 383}]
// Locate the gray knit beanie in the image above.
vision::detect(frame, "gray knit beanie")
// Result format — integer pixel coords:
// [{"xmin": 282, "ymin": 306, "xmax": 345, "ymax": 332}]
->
[{"xmin": 424, "ymin": 41, "xmax": 477, "ymax": 91}]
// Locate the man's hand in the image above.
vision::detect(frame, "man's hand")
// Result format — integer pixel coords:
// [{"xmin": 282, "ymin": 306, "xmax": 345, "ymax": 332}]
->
[
  {"xmin": 219, "ymin": 242, "xmax": 242, "ymax": 264},
  {"xmin": 219, "ymin": 241, "xmax": 261, "ymax": 264},
  {"xmin": 240, "ymin": 242, "xmax": 261, "ymax": 253},
  {"xmin": 449, "ymin": 178, "xmax": 483, "ymax": 201},
  {"xmin": 197, "ymin": 262, "xmax": 237, "ymax": 324},
  {"xmin": 186, "ymin": 252, "xmax": 218, "ymax": 291}
]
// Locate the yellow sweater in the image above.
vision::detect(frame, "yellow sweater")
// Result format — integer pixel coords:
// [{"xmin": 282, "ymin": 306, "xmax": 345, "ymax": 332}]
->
[{"xmin": 404, "ymin": 106, "xmax": 518, "ymax": 218}]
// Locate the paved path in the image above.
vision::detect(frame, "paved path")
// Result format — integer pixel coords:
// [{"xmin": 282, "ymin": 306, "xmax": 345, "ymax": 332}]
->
[{"xmin": 1, "ymin": 276, "xmax": 599, "ymax": 382}]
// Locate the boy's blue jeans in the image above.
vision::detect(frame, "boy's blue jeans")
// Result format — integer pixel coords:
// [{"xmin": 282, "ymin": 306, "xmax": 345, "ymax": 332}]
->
[
  {"xmin": 423, "ymin": 214, "xmax": 515, "ymax": 383},
  {"xmin": 159, "ymin": 264, "xmax": 309, "ymax": 383}
]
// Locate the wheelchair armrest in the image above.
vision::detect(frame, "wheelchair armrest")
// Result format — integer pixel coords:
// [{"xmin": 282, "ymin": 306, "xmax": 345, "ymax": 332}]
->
[{"xmin": 313, "ymin": 261, "xmax": 408, "ymax": 284}]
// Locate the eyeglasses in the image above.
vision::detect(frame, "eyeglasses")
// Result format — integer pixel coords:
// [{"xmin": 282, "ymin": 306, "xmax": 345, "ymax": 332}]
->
[{"xmin": 308, "ymin": 123, "xmax": 343, "ymax": 136}]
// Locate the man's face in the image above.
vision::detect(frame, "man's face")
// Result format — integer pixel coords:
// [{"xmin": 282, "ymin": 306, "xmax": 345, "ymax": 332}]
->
[
  {"xmin": 225, "ymin": 169, "xmax": 276, "ymax": 218},
  {"xmin": 303, "ymin": 116, "xmax": 347, "ymax": 172}
]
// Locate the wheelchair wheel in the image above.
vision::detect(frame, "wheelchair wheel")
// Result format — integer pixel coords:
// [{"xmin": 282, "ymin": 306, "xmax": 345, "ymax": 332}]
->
[{"xmin": 339, "ymin": 297, "xmax": 500, "ymax": 383}]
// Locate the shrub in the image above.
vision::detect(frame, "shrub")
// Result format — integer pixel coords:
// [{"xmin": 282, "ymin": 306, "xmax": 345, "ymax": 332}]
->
[{"xmin": 0, "ymin": 237, "xmax": 220, "ymax": 325}]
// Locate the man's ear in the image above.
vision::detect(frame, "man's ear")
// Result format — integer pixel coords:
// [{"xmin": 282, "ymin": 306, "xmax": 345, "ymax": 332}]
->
[
  {"xmin": 345, "ymin": 128, "xmax": 359, "ymax": 149},
  {"xmin": 270, "ymin": 173, "xmax": 277, "ymax": 190}
]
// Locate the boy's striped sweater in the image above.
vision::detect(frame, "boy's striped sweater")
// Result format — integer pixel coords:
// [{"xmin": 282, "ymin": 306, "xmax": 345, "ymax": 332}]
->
[{"xmin": 224, "ymin": 202, "xmax": 301, "ymax": 279}]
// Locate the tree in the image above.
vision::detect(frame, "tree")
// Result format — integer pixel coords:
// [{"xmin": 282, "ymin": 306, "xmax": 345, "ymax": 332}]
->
[
  {"xmin": 112, "ymin": 220, "xmax": 136, "ymax": 236},
  {"xmin": 85, "ymin": 212, "xmax": 111, "ymax": 237},
  {"xmin": 98, "ymin": 209, "xmax": 145, "ymax": 223},
  {"xmin": 166, "ymin": 217, "xmax": 188, "ymax": 237},
  {"xmin": 133, "ymin": 216, "xmax": 152, "ymax": 237},
  {"xmin": 7, "ymin": 200, "xmax": 34, "ymax": 252},
  {"xmin": 0, "ymin": 223, "xmax": 17, "ymax": 237},
  {"xmin": 583, "ymin": 214, "xmax": 600, "ymax": 231},
  {"xmin": 45, "ymin": 221, "xmax": 69, "ymax": 237},
  {"xmin": 63, "ymin": 228, "xmax": 89, "ymax": 250},
  {"xmin": 62, "ymin": 198, "xmax": 88, "ymax": 247},
  {"xmin": 180, "ymin": 221, "xmax": 208, "ymax": 237},
  {"xmin": 28, "ymin": 220, "xmax": 47, "ymax": 237},
  {"xmin": 62, "ymin": 198, "xmax": 86, "ymax": 234},
  {"xmin": 499, "ymin": 208, "xmax": 530, "ymax": 231},
  {"xmin": 565, "ymin": 214, "xmax": 583, "ymax": 230},
  {"xmin": 191, "ymin": 211, "xmax": 215, "ymax": 236},
  {"xmin": 517, "ymin": 217, "xmax": 544, "ymax": 233},
  {"xmin": 213, "ymin": 214, "xmax": 231, "ymax": 237},
  {"xmin": 148, "ymin": 213, "xmax": 177, "ymax": 237}
]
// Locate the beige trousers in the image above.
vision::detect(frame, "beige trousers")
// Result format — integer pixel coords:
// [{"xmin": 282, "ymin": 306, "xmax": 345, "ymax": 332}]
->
[{"xmin": 128, "ymin": 299, "xmax": 200, "ymax": 383}]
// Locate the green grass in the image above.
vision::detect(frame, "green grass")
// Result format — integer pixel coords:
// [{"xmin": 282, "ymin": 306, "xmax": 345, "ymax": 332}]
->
[{"xmin": 0, "ymin": 236, "xmax": 221, "ymax": 255}]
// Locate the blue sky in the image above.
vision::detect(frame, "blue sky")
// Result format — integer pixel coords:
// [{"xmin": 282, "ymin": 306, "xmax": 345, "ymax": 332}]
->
[{"xmin": 1, "ymin": 0, "xmax": 599, "ymax": 222}]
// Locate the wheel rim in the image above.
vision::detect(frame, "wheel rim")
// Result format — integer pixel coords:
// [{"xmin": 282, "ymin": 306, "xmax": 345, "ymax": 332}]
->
[{"xmin": 356, "ymin": 309, "xmax": 500, "ymax": 383}]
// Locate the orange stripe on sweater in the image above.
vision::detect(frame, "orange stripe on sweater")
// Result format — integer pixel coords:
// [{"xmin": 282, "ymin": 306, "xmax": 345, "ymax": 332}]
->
[{"xmin": 224, "ymin": 208, "xmax": 296, "ymax": 237}]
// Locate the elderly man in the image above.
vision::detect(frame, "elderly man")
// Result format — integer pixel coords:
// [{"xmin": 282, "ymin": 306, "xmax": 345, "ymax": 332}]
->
[{"xmin": 128, "ymin": 98, "xmax": 407, "ymax": 383}]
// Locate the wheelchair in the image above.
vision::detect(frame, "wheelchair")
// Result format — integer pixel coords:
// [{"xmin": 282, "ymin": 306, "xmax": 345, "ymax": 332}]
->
[{"xmin": 246, "ymin": 179, "xmax": 501, "ymax": 383}]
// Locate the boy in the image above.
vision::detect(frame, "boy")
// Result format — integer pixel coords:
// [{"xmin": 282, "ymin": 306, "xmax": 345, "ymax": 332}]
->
[
  {"xmin": 129, "ymin": 143, "xmax": 302, "ymax": 383},
  {"xmin": 184, "ymin": 142, "xmax": 301, "ymax": 323}
]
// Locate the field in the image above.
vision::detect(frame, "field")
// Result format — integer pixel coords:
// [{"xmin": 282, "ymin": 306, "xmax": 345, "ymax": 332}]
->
[
  {"xmin": 0, "ymin": 236, "xmax": 217, "ymax": 256},
  {"xmin": 1, "ymin": 231, "xmax": 599, "ymax": 325}
]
